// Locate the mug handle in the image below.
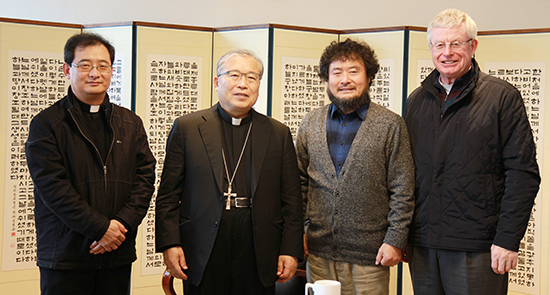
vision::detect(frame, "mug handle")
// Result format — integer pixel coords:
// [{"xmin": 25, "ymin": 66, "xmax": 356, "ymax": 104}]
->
[{"xmin": 305, "ymin": 282, "xmax": 315, "ymax": 295}]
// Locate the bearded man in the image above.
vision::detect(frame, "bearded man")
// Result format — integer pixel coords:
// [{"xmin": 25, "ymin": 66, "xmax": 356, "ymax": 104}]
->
[{"xmin": 296, "ymin": 38, "xmax": 415, "ymax": 295}]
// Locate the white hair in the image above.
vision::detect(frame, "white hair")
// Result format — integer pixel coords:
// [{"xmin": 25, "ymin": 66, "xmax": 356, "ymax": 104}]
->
[
  {"xmin": 427, "ymin": 8, "xmax": 478, "ymax": 43},
  {"xmin": 216, "ymin": 49, "xmax": 264, "ymax": 78}
]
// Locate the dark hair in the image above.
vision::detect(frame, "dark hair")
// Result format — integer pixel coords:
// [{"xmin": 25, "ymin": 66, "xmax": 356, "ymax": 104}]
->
[
  {"xmin": 319, "ymin": 38, "xmax": 379, "ymax": 87},
  {"xmin": 64, "ymin": 33, "xmax": 115, "ymax": 65}
]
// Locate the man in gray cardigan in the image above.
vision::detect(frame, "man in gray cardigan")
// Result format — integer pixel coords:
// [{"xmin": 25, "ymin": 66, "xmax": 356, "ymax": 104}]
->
[{"xmin": 296, "ymin": 39, "xmax": 415, "ymax": 295}]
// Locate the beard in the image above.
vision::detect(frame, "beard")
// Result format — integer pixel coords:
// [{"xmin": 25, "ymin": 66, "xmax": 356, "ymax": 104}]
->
[{"xmin": 327, "ymin": 87, "xmax": 370, "ymax": 114}]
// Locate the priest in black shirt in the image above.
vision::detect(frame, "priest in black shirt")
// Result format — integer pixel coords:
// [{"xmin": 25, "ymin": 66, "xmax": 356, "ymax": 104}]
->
[
  {"xmin": 155, "ymin": 49, "xmax": 303, "ymax": 295},
  {"xmin": 26, "ymin": 33, "xmax": 156, "ymax": 295}
]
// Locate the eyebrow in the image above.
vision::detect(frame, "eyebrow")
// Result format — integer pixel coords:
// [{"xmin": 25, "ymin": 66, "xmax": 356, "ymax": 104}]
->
[
  {"xmin": 75, "ymin": 58, "xmax": 111, "ymax": 63},
  {"xmin": 433, "ymin": 40, "xmax": 461, "ymax": 43},
  {"xmin": 331, "ymin": 66, "xmax": 360, "ymax": 71}
]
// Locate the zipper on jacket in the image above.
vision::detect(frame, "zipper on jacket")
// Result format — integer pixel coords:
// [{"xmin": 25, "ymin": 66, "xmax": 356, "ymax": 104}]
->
[
  {"xmin": 440, "ymin": 92, "xmax": 450, "ymax": 121},
  {"xmin": 103, "ymin": 107, "xmax": 115, "ymax": 191},
  {"xmin": 103, "ymin": 166, "xmax": 108, "ymax": 190},
  {"xmin": 68, "ymin": 108, "xmax": 116, "ymax": 191}
]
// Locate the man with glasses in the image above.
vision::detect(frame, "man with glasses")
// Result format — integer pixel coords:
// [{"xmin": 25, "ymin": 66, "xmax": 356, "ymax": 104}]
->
[
  {"xmin": 26, "ymin": 33, "xmax": 156, "ymax": 295},
  {"xmin": 404, "ymin": 9, "xmax": 540, "ymax": 294},
  {"xmin": 155, "ymin": 49, "xmax": 303, "ymax": 295}
]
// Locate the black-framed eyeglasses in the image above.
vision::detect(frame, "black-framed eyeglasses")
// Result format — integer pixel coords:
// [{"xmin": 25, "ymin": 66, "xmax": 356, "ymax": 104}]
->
[
  {"xmin": 71, "ymin": 62, "xmax": 112, "ymax": 73},
  {"xmin": 430, "ymin": 39, "xmax": 473, "ymax": 52},
  {"xmin": 218, "ymin": 70, "xmax": 261, "ymax": 84}
]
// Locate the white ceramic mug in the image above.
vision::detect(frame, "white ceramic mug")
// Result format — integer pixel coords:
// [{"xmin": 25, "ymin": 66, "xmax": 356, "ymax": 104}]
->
[{"xmin": 305, "ymin": 280, "xmax": 341, "ymax": 295}]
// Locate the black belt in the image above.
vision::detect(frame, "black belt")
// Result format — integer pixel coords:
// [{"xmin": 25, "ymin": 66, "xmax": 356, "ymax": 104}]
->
[{"xmin": 224, "ymin": 197, "xmax": 252, "ymax": 208}]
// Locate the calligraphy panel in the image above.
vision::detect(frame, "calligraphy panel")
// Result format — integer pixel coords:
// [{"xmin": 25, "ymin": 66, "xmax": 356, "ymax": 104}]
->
[
  {"xmin": 140, "ymin": 53, "xmax": 203, "ymax": 275},
  {"xmin": 485, "ymin": 61, "xmax": 546, "ymax": 295}
]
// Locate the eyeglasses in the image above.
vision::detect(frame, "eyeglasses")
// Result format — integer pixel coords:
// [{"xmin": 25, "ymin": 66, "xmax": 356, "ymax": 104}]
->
[
  {"xmin": 430, "ymin": 39, "xmax": 473, "ymax": 52},
  {"xmin": 218, "ymin": 70, "xmax": 261, "ymax": 84},
  {"xmin": 71, "ymin": 62, "xmax": 112, "ymax": 73}
]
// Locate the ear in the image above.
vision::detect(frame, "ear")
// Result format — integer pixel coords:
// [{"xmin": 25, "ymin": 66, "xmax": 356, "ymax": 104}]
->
[
  {"xmin": 471, "ymin": 38, "xmax": 479, "ymax": 56},
  {"xmin": 214, "ymin": 75, "xmax": 219, "ymax": 92},
  {"xmin": 63, "ymin": 63, "xmax": 71, "ymax": 79}
]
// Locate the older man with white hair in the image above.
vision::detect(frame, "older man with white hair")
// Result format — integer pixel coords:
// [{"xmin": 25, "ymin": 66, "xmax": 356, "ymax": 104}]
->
[
  {"xmin": 404, "ymin": 8, "xmax": 540, "ymax": 294},
  {"xmin": 155, "ymin": 49, "xmax": 303, "ymax": 295}
]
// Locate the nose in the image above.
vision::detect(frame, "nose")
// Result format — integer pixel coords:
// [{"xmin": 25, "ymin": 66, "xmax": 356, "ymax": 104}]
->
[
  {"xmin": 340, "ymin": 72, "xmax": 352, "ymax": 84},
  {"xmin": 442, "ymin": 44, "xmax": 453, "ymax": 55},
  {"xmin": 88, "ymin": 66, "xmax": 101, "ymax": 77},
  {"xmin": 236, "ymin": 75, "xmax": 249, "ymax": 88}
]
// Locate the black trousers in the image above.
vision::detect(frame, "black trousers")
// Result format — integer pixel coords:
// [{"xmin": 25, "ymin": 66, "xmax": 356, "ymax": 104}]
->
[
  {"xmin": 39, "ymin": 264, "xmax": 131, "ymax": 295},
  {"xmin": 409, "ymin": 245, "xmax": 508, "ymax": 295},
  {"xmin": 185, "ymin": 207, "xmax": 275, "ymax": 295}
]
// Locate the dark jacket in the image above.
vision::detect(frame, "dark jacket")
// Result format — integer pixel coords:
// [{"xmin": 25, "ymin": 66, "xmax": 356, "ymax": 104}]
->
[
  {"xmin": 26, "ymin": 88, "xmax": 156, "ymax": 269},
  {"xmin": 404, "ymin": 59, "xmax": 540, "ymax": 252}
]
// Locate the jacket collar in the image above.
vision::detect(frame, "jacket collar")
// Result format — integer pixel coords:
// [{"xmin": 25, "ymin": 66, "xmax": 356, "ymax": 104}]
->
[
  {"xmin": 65, "ymin": 86, "xmax": 113, "ymax": 122},
  {"xmin": 422, "ymin": 58, "xmax": 480, "ymax": 105},
  {"xmin": 199, "ymin": 103, "xmax": 270, "ymax": 199}
]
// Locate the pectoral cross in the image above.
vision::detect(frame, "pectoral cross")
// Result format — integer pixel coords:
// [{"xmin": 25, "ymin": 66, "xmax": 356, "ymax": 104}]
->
[{"xmin": 224, "ymin": 186, "xmax": 237, "ymax": 210}]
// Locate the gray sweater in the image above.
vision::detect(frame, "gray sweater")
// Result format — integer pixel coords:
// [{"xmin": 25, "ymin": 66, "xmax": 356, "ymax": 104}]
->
[{"xmin": 296, "ymin": 102, "xmax": 415, "ymax": 265}]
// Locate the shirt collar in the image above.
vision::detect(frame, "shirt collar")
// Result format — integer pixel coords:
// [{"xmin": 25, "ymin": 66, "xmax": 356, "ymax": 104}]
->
[
  {"xmin": 434, "ymin": 64, "xmax": 475, "ymax": 92},
  {"xmin": 74, "ymin": 91, "xmax": 110, "ymax": 114},
  {"xmin": 329, "ymin": 100, "xmax": 370, "ymax": 121},
  {"xmin": 217, "ymin": 103, "xmax": 252, "ymax": 125}
]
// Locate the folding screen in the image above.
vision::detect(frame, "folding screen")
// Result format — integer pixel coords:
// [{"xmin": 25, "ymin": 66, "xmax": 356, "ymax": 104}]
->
[
  {"xmin": 213, "ymin": 25, "xmax": 271, "ymax": 115},
  {"xmin": 270, "ymin": 25, "xmax": 339, "ymax": 139},
  {"xmin": 0, "ymin": 17, "xmax": 80, "ymax": 293},
  {"xmin": 476, "ymin": 30, "xmax": 550, "ymax": 295},
  {"xmin": 2, "ymin": 16, "xmax": 550, "ymax": 295},
  {"xmin": 132, "ymin": 23, "xmax": 213, "ymax": 290},
  {"xmin": 342, "ymin": 27, "xmax": 414, "ymax": 116},
  {"xmin": 83, "ymin": 23, "xmax": 134, "ymax": 110},
  {"xmin": 405, "ymin": 29, "xmax": 430, "ymax": 96}
]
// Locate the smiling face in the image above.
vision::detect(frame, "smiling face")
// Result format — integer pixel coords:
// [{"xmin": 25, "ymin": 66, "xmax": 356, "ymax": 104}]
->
[
  {"xmin": 430, "ymin": 24, "xmax": 478, "ymax": 84},
  {"xmin": 62, "ymin": 44, "xmax": 112, "ymax": 105},
  {"xmin": 327, "ymin": 58, "xmax": 370, "ymax": 114},
  {"xmin": 214, "ymin": 54, "xmax": 261, "ymax": 118}
]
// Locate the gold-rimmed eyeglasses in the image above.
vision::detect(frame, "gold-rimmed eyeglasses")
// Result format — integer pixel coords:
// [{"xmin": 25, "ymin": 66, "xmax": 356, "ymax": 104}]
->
[
  {"xmin": 430, "ymin": 39, "xmax": 473, "ymax": 52},
  {"xmin": 71, "ymin": 62, "xmax": 112, "ymax": 73},
  {"xmin": 218, "ymin": 70, "xmax": 261, "ymax": 84}
]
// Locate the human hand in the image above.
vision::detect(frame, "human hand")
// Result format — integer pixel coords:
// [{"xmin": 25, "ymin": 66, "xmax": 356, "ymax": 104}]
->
[
  {"xmin": 276, "ymin": 255, "xmax": 298, "ymax": 283},
  {"xmin": 90, "ymin": 220, "xmax": 127, "ymax": 254},
  {"xmin": 89, "ymin": 241, "xmax": 106, "ymax": 255},
  {"xmin": 401, "ymin": 244, "xmax": 409, "ymax": 263},
  {"xmin": 491, "ymin": 244, "xmax": 518, "ymax": 274},
  {"xmin": 375, "ymin": 243, "xmax": 402, "ymax": 267},
  {"xmin": 163, "ymin": 246, "xmax": 189, "ymax": 280}
]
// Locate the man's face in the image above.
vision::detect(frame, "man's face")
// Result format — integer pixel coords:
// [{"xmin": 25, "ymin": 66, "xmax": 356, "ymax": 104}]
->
[
  {"xmin": 63, "ymin": 44, "xmax": 112, "ymax": 105},
  {"xmin": 214, "ymin": 55, "xmax": 261, "ymax": 118},
  {"xmin": 430, "ymin": 24, "xmax": 478, "ymax": 84},
  {"xmin": 327, "ymin": 58, "xmax": 370, "ymax": 114}
]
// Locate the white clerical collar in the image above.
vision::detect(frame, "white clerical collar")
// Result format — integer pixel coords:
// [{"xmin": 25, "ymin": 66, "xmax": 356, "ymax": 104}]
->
[
  {"xmin": 89, "ymin": 105, "xmax": 100, "ymax": 113},
  {"xmin": 232, "ymin": 117, "xmax": 242, "ymax": 126}
]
